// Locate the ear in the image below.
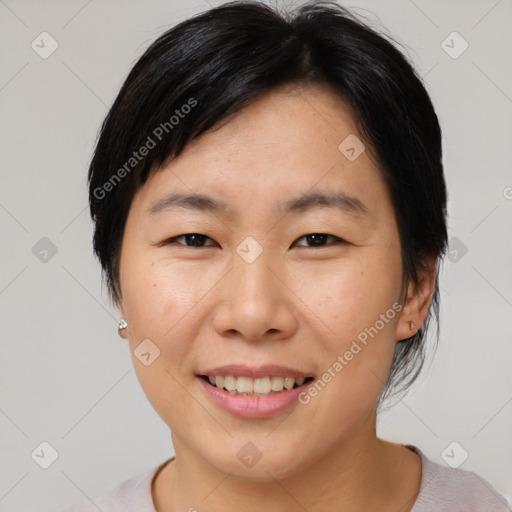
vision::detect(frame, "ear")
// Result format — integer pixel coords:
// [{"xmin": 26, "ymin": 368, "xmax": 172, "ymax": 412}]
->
[{"xmin": 396, "ymin": 257, "xmax": 437, "ymax": 341}]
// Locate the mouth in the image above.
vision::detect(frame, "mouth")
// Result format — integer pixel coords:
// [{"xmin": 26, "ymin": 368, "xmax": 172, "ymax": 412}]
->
[
  {"xmin": 195, "ymin": 365, "xmax": 316, "ymax": 418},
  {"xmin": 198, "ymin": 374, "xmax": 315, "ymax": 397}
]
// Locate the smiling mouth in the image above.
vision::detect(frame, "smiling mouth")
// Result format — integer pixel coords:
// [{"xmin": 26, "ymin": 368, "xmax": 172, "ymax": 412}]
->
[{"xmin": 199, "ymin": 375, "xmax": 315, "ymax": 397}]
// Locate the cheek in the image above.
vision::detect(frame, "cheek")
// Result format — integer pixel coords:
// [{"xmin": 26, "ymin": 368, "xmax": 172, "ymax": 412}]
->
[
  {"xmin": 297, "ymin": 250, "xmax": 402, "ymax": 338},
  {"xmin": 119, "ymin": 253, "xmax": 232, "ymax": 391},
  {"xmin": 297, "ymin": 249, "xmax": 402, "ymax": 404},
  {"xmin": 119, "ymin": 256, "xmax": 208, "ymax": 424},
  {"xmin": 121, "ymin": 255, "xmax": 212, "ymax": 332}
]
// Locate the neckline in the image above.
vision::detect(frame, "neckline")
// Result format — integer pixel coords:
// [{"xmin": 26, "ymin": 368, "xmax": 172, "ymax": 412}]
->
[
  {"xmin": 148, "ymin": 446, "xmax": 426, "ymax": 511},
  {"xmin": 402, "ymin": 444, "xmax": 430, "ymax": 510}
]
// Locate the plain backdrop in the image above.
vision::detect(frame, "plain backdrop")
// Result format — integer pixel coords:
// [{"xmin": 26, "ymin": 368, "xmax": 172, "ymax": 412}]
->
[{"xmin": 0, "ymin": 0, "xmax": 511, "ymax": 510}]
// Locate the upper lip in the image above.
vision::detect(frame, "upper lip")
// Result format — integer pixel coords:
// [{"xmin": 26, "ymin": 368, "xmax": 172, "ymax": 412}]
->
[{"xmin": 198, "ymin": 364, "xmax": 314, "ymax": 379}]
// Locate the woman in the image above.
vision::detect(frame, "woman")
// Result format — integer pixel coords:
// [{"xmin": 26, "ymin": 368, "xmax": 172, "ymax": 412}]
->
[{"xmin": 58, "ymin": 1, "xmax": 510, "ymax": 510}]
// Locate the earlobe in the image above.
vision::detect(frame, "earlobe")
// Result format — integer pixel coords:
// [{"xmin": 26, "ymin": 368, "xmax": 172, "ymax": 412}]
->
[
  {"xmin": 117, "ymin": 301, "xmax": 128, "ymax": 339},
  {"xmin": 118, "ymin": 319, "xmax": 128, "ymax": 339}
]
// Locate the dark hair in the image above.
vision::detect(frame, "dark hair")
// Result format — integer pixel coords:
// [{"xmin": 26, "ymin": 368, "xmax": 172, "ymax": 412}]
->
[{"xmin": 88, "ymin": 0, "xmax": 447, "ymax": 405}]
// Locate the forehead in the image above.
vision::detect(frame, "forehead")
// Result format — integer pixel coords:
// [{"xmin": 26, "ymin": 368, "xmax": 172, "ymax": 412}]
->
[{"xmin": 133, "ymin": 84, "xmax": 390, "ymax": 220}]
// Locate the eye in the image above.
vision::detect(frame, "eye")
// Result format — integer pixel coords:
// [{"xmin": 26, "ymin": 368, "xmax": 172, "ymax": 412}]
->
[
  {"xmin": 163, "ymin": 233, "xmax": 217, "ymax": 247},
  {"xmin": 293, "ymin": 233, "xmax": 345, "ymax": 248},
  {"xmin": 160, "ymin": 232, "xmax": 345, "ymax": 249}
]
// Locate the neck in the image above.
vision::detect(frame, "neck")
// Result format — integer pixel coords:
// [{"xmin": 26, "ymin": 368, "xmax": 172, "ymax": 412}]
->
[{"xmin": 154, "ymin": 412, "xmax": 417, "ymax": 512}]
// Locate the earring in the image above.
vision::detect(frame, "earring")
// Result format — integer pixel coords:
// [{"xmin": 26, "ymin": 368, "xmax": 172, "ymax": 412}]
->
[
  {"xmin": 118, "ymin": 319, "xmax": 128, "ymax": 337},
  {"xmin": 409, "ymin": 321, "xmax": 416, "ymax": 331}
]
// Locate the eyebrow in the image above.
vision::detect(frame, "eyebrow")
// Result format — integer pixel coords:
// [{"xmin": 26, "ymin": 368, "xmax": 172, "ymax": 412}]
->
[{"xmin": 148, "ymin": 191, "xmax": 369, "ymax": 217}]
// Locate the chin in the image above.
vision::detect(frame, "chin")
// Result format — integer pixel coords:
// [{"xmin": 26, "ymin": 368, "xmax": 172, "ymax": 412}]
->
[{"xmin": 202, "ymin": 442, "xmax": 311, "ymax": 482}]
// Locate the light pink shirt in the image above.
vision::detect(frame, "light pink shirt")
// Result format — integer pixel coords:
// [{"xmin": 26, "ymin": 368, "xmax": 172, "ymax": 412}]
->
[{"xmin": 56, "ymin": 445, "xmax": 511, "ymax": 511}]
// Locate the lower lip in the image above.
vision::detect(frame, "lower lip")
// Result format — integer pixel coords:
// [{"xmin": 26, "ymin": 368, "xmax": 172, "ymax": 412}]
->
[{"xmin": 197, "ymin": 377, "xmax": 311, "ymax": 419}]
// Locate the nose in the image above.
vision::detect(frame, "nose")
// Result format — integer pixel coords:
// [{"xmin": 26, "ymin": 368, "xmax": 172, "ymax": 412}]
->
[{"xmin": 212, "ymin": 251, "xmax": 299, "ymax": 342}]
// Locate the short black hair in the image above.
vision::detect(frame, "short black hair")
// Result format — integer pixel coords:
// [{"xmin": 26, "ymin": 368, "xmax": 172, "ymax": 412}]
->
[{"xmin": 88, "ymin": 0, "xmax": 448, "ymax": 405}]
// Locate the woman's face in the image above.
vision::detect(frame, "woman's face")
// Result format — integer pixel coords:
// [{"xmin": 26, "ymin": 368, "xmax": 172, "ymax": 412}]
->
[{"xmin": 118, "ymin": 84, "xmax": 413, "ymax": 480}]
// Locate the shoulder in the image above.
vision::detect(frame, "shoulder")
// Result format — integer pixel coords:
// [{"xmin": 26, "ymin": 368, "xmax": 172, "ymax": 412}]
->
[
  {"xmin": 407, "ymin": 445, "xmax": 511, "ymax": 512},
  {"xmin": 55, "ymin": 459, "xmax": 171, "ymax": 512}
]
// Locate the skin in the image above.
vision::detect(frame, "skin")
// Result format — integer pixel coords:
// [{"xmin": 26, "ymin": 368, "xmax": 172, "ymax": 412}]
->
[{"xmin": 117, "ymin": 83, "xmax": 436, "ymax": 511}]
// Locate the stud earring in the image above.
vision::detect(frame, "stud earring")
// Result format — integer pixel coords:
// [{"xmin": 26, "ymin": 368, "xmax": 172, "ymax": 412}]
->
[
  {"xmin": 118, "ymin": 319, "xmax": 128, "ymax": 337},
  {"xmin": 409, "ymin": 321, "xmax": 416, "ymax": 331}
]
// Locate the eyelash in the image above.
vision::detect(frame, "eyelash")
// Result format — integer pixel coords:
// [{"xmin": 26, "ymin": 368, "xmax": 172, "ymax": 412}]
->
[{"xmin": 161, "ymin": 233, "xmax": 346, "ymax": 249}]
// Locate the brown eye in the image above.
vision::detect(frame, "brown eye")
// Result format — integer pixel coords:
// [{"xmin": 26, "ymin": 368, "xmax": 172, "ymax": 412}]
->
[
  {"xmin": 164, "ymin": 233, "xmax": 217, "ymax": 247},
  {"xmin": 293, "ymin": 233, "xmax": 344, "ymax": 248}
]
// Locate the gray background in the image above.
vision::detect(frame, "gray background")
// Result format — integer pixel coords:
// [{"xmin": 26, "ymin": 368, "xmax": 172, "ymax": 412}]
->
[{"xmin": 0, "ymin": 0, "xmax": 511, "ymax": 510}]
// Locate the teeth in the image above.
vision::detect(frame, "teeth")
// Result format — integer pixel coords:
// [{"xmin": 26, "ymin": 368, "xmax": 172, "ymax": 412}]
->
[
  {"xmin": 224, "ymin": 375, "xmax": 237, "ymax": 391},
  {"xmin": 205, "ymin": 375, "xmax": 309, "ymax": 396},
  {"xmin": 253, "ymin": 377, "xmax": 271, "ymax": 394},
  {"xmin": 270, "ymin": 376, "xmax": 284, "ymax": 391},
  {"xmin": 236, "ymin": 376, "xmax": 253, "ymax": 393},
  {"xmin": 283, "ymin": 377, "xmax": 295, "ymax": 390}
]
